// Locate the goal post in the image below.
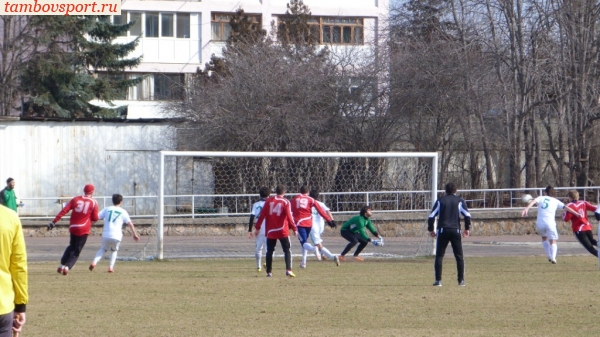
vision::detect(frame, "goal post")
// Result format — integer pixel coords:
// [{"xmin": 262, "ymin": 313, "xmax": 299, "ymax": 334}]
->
[{"xmin": 157, "ymin": 151, "xmax": 438, "ymax": 260}]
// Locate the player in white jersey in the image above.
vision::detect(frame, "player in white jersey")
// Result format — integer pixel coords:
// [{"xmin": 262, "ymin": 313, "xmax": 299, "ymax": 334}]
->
[
  {"xmin": 522, "ymin": 186, "xmax": 580, "ymax": 263},
  {"xmin": 307, "ymin": 189, "xmax": 340, "ymax": 267},
  {"xmin": 89, "ymin": 194, "xmax": 139, "ymax": 273},
  {"xmin": 248, "ymin": 187, "xmax": 270, "ymax": 272}
]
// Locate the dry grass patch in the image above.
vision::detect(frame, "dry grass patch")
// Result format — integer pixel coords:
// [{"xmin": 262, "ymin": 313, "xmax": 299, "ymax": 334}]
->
[{"xmin": 25, "ymin": 256, "xmax": 600, "ymax": 337}]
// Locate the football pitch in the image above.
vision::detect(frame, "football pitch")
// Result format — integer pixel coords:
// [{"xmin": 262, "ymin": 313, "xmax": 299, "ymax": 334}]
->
[{"xmin": 26, "ymin": 255, "xmax": 599, "ymax": 337}]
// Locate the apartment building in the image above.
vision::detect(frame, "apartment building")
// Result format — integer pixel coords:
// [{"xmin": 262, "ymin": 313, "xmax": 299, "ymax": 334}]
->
[{"xmin": 94, "ymin": 0, "xmax": 389, "ymax": 118}]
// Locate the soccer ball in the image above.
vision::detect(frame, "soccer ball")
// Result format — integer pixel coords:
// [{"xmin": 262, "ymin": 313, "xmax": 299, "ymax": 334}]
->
[{"xmin": 521, "ymin": 194, "xmax": 533, "ymax": 204}]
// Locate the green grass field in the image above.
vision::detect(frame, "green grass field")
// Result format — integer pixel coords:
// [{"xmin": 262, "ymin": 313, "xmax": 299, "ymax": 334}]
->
[{"xmin": 24, "ymin": 256, "xmax": 599, "ymax": 337}]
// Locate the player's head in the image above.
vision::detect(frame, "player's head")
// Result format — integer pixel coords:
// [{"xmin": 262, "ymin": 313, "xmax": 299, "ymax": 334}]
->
[
  {"xmin": 360, "ymin": 205, "xmax": 372, "ymax": 218},
  {"xmin": 6, "ymin": 177, "xmax": 14, "ymax": 189},
  {"xmin": 83, "ymin": 184, "xmax": 95, "ymax": 195},
  {"xmin": 275, "ymin": 184, "xmax": 286, "ymax": 196},
  {"xmin": 545, "ymin": 186, "xmax": 555, "ymax": 197},
  {"xmin": 259, "ymin": 186, "xmax": 270, "ymax": 198},
  {"xmin": 309, "ymin": 189, "xmax": 319, "ymax": 200},
  {"xmin": 300, "ymin": 185, "xmax": 309, "ymax": 194},
  {"xmin": 567, "ymin": 190, "xmax": 578, "ymax": 201},
  {"xmin": 445, "ymin": 182, "xmax": 457, "ymax": 195},
  {"xmin": 112, "ymin": 194, "xmax": 123, "ymax": 205}
]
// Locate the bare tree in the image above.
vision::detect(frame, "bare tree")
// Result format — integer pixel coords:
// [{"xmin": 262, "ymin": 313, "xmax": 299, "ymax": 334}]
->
[{"xmin": 0, "ymin": 16, "xmax": 35, "ymax": 116}]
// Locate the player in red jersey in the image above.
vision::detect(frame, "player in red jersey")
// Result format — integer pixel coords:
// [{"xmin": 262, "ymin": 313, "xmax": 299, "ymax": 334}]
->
[
  {"xmin": 255, "ymin": 184, "xmax": 298, "ymax": 277},
  {"xmin": 562, "ymin": 190, "xmax": 598, "ymax": 257},
  {"xmin": 290, "ymin": 185, "xmax": 336, "ymax": 268},
  {"xmin": 48, "ymin": 184, "xmax": 99, "ymax": 275}
]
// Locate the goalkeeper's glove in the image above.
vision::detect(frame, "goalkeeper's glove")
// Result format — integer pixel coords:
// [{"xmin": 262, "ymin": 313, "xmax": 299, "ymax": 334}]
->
[
  {"xmin": 378, "ymin": 236, "xmax": 384, "ymax": 246},
  {"xmin": 47, "ymin": 222, "xmax": 55, "ymax": 230},
  {"xmin": 327, "ymin": 220, "xmax": 337, "ymax": 229}
]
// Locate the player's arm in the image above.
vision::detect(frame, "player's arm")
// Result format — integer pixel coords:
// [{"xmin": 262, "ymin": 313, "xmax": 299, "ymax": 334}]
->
[
  {"xmin": 365, "ymin": 219, "xmax": 381, "ymax": 239},
  {"xmin": 313, "ymin": 201, "xmax": 331, "ymax": 222},
  {"xmin": 90, "ymin": 200, "xmax": 100, "ymax": 224},
  {"xmin": 127, "ymin": 221, "xmax": 140, "ymax": 242},
  {"xmin": 427, "ymin": 200, "xmax": 440, "ymax": 235},
  {"xmin": 459, "ymin": 199, "xmax": 471, "ymax": 235},
  {"xmin": 285, "ymin": 203, "xmax": 298, "ymax": 235},
  {"xmin": 585, "ymin": 201, "xmax": 597, "ymax": 213},
  {"xmin": 521, "ymin": 198, "xmax": 538, "ymax": 217},
  {"xmin": 48, "ymin": 199, "xmax": 73, "ymax": 229},
  {"xmin": 564, "ymin": 205, "xmax": 581, "ymax": 218},
  {"xmin": 248, "ymin": 213, "xmax": 255, "ymax": 238},
  {"xmin": 10, "ymin": 216, "xmax": 28, "ymax": 320},
  {"xmin": 562, "ymin": 207, "xmax": 572, "ymax": 222}
]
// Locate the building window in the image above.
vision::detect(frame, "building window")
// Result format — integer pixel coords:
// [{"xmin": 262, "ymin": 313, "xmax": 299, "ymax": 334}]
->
[
  {"xmin": 124, "ymin": 12, "xmax": 192, "ymax": 39},
  {"xmin": 161, "ymin": 13, "xmax": 174, "ymax": 37},
  {"xmin": 97, "ymin": 73, "xmax": 128, "ymax": 100},
  {"xmin": 154, "ymin": 74, "xmax": 185, "ymax": 100},
  {"xmin": 177, "ymin": 13, "xmax": 190, "ymax": 38},
  {"xmin": 113, "ymin": 11, "xmax": 127, "ymax": 36},
  {"xmin": 301, "ymin": 16, "xmax": 364, "ymax": 45},
  {"xmin": 146, "ymin": 12, "xmax": 159, "ymax": 37},
  {"xmin": 130, "ymin": 12, "xmax": 142, "ymax": 36},
  {"xmin": 125, "ymin": 73, "xmax": 185, "ymax": 101},
  {"xmin": 211, "ymin": 13, "xmax": 261, "ymax": 41}
]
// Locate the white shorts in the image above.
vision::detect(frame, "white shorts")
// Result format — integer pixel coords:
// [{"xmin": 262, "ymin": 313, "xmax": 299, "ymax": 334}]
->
[
  {"xmin": 255, "ymin": 233, "xmax": 266, "ymax": 254},
  {"xmin": 100, "ymin": 237, "xmax": 121, "ymax": 252},
  {"xmin": 310, "ymin": 222, "xmax": 324, "ymax": 245},
  {"xmin": 537, "ymin": 222, "xmax": 559, "ymax": 240}
]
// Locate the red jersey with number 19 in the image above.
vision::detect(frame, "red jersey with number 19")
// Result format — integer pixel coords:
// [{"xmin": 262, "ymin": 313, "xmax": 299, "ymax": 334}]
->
[
  {"xmin": 52, "ymin": 195, "xmax": 99, "ymax": 236},
  {"xmin": 291, "ymin": 194, "xmax": 331, "ymax": 228},
  {"xmin": 255, "ymin": 196, "xmax": 297, "ymax": 239},
  {"xmin": 563, "ymin": 200, "xmax": 596, "ymax": 232}
]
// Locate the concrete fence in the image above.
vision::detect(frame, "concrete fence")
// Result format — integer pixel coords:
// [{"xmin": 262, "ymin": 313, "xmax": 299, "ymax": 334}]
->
[{"xmin": 19, "ymin": 209, "xmax": 586, "ymax": 238}]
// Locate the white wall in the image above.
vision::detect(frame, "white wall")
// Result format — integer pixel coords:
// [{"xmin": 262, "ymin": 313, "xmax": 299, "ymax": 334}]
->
[{"xmin": 1, "ymin": 120, "xmax": 176, "ymax": 216}]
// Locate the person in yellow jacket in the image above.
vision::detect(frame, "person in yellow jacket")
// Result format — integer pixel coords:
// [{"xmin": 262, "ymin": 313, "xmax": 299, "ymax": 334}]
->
[{"xmin": 0, "ymin": 204, "xmax": 28, "ymax": 336}]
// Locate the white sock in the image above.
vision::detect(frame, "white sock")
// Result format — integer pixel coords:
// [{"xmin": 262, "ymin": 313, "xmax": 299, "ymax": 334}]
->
[
  {"xmin": 551, "ymin": 243, "xmax": 557, "ymax": 261},
  {"xmin": 542, "ymin": 241, "xmax": 551, "ymax": 259},
  {"xmin": 302, "ymin": 248, "xmax": 307, "ymax": 265},
  {"xmin": 255, "ymin": 253, "xmax": 261, "ymax": 269},
  {"xmin": 320, "ymin": 246, "xmax": 335, "ymax": 260},
  {"xmin": 92, "ymin": 249, "xmax": 105, "ymax": 265},
  {"xmin": 109, "ymin": 251, "xmax": 118, "ymax": 268},
  {"xmin": 302, "ymin": 242, "xmax": 316, "ymax": 251}
]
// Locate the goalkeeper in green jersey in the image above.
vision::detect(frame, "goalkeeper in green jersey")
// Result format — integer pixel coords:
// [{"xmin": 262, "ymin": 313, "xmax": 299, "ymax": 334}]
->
[{"xmin": 339, "ymin": 205, "xmax": 382, "ymax": 261}]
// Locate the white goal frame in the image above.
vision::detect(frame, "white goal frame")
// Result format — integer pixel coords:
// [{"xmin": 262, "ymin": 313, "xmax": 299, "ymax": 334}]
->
[{"xmin": 158, "ymin": 151, "xmax": 438, "ymax": 259}]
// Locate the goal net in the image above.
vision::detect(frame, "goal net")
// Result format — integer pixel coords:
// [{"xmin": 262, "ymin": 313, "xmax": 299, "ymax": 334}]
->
[{"xmin": 147, "ymin": 152, "xmax": 438, "ymax": 260}]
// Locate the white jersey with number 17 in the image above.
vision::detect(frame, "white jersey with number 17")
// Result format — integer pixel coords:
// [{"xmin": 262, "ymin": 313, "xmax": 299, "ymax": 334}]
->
[
  {"xmin": 535, "ymin": 196, "xmax": 565, "ymax": 226},
  {"xmin": 98, "ymin": 206, "xmax": 132, "ymax": 241}
]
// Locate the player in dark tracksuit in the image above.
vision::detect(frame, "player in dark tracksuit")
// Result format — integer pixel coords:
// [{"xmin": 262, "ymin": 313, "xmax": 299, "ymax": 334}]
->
[{"xmin": 427, "ymin": 182, "xmax": 471, "ymax": 286}]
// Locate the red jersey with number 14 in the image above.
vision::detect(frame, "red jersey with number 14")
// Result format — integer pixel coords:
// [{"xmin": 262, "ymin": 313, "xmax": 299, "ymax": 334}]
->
[
  {"xmin": 255, "ymin": 196, "xmax": 297, "ymax": 239},
  {"xmin": 53, "ymin": 195, "xmax": 99, "ymax": 236},
  {"xmin": 563, "ymin": 200, "xmax": 596, "ymax": 232}
]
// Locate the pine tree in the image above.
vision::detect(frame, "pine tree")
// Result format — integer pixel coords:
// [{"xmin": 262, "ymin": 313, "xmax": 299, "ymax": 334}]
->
[{"xmin": 21, "ymin": 16, "xmax": 142, "ymax": 118}]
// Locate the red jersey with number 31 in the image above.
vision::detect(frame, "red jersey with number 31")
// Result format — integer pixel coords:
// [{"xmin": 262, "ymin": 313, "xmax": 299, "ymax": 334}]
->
[
  {"xmin": 255, "ymin": 196, "xmax": 297, "ymax": 239},
  {"xmin": 563, "ymin": 200, "xmax": 596, "ymax": 232},
  {"xmin": 53, "ymin": 195, "xmax": 99, "ymax": 236}
]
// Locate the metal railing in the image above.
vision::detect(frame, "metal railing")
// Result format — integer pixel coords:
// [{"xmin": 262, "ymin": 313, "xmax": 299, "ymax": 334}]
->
[{"xmin": 16, "ymin": 186, "xmax": 600, "ymax": 220}]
